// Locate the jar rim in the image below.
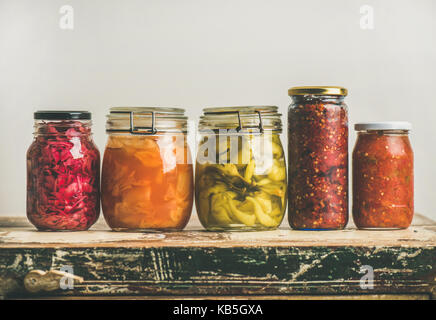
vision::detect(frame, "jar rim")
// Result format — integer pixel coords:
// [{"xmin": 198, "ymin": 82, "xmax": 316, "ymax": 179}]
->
[
  {"xmin": 199, "ymin": 106, "xmax": 282, "ymax": 133},
  {"xmin": 203, "ymin": 105, "xmax": 278, "ymax": 114},
  {"xmin": 109, "ymin": 106, "xmax": 186, "ymax": 115},
  {"xmin": 106, "ymin": 106, "xmax": 188, "ymax": 135}
]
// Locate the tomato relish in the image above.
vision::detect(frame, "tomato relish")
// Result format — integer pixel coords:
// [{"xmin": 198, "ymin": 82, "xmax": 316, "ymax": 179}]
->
[
  {"xmin": 352, "ymin": 122, "xmax": 414, "ymax": 229},
  {"xmin": 287, "ymin": 87, "xmax": 349, "ymax": 230}
]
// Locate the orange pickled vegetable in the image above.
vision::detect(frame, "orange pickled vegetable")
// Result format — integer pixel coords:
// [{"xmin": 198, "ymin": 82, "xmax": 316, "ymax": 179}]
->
[{"xmin": 101, "ymin": 134, "xmax": 193, "ymax": 231}]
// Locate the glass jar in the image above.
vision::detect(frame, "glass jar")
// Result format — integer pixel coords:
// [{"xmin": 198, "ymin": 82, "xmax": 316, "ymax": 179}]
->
[
  {"xmin": 353, "ymin": 122, "xmax": 414, "ymax": 229},
  {"xmin": 195, "ymin": 106, "xmax": 287, "ymax": 231},
  {"xmin": 26, "ymin": 111, "xmax": 100, "ymax": 231},
  {"xmin": 287, "ymin": 86, "xmax": 349, "ymax": 230},
  {"xmin": 101, "ymin": 107, "xmax": 193, "ymax": 231}
]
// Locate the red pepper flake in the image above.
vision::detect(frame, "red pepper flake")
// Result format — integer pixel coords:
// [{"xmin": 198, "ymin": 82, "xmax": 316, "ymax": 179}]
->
[
  {"xmin": 26, "ymin": 121, "xmax": 100, "ymax": 231},
  {"xmin": 288, "ymin": 100, "xmax": 348, "ymax": 229}
]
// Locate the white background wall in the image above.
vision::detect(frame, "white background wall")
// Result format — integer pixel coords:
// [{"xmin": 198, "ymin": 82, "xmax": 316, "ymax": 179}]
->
[{"xmin": 0, "ymin": 0, "xmax": 435, "ymax": 221}]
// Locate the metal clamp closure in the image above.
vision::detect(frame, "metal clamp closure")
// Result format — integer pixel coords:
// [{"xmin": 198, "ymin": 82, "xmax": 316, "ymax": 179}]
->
[
  {"xmin": 205, "ymin": 110, "xmax": 264, "ymax": 133},
  {"xmin": 107, "ymin": 110, "xmax": 158, "ymax": 135}
]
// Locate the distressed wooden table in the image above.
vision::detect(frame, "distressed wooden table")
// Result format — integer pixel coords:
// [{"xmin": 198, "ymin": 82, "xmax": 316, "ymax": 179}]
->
[{"xmin": 0, "ymin": 214, "xmax": 435, "ymax": 300}]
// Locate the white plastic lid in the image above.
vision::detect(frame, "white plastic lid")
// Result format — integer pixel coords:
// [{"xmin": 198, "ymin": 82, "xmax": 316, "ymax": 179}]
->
[{"xmin": 354, "ymin": 121, "xmax": 412, "ymax": 131}]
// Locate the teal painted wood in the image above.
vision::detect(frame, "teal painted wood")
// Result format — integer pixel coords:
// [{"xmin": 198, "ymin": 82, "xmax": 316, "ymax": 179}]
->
[
  {"xmin": 1, "ymin": 245, "xmax": 435, "ymax": 298},
  {"xmin": 0, "ymin": 216, "xmax": 435, "ymax": 299}
]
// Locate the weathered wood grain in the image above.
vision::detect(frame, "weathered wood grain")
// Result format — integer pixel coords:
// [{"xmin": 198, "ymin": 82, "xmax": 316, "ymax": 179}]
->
[
  {"xmin": 0, "ymin": 215, "xmax": 435, "ymax": 248},
  {"xmin": 0, "ymin": 215, "xmax": 435, "ymax": 299}
]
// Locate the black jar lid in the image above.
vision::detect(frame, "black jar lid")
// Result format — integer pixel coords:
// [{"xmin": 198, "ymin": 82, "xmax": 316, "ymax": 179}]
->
[{"xmin": 34, "ymin": 110, "xmax": 91, "ymax": 120}]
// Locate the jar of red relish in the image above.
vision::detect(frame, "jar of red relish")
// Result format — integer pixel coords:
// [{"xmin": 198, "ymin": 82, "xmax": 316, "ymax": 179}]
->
[
  {"xmin": 287, "ymin": 86, "xmax": 349, "ymax": 230},
  {"xmin": 353, "ymin": 122, "xmax": 414, "ymax": 229},
  {"xmin": 26, "ymin": 111, "xmax": 100, "ymax": 231}
]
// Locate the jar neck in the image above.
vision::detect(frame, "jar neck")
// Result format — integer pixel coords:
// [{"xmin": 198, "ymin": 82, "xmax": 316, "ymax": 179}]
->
[
  {"xmin": 357, "ymin": 130, "xmax": 409, "ymax": 136},
  {"xmin": 198, "ymin": 129, "xmax": 281, "ymax": 135},
  {"xmin": 106, "ymin": 110, "xmax": 188, "ymax": 135},
  {"xmin": 290, "ymin": 95, "xmax": 345, "ymax": 104},
  {"xmin": 34, "ymin": 119, "xmax": 92, "ymax": 137},
  {"xmin": 199, "ymin": 106, "xmax": 282, "ymax": 133}
]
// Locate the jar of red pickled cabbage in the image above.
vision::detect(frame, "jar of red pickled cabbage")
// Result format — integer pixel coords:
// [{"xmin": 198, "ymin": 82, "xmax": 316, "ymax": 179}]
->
[
  {"xmin": 353, "ymin": 122, "xmax": 414, "ymax": 229},
  {"xmin": 26, "ymin": 111, "xmax": 100, "ymax": 231},
  {"xmin": 102, "ymin": 107, "xmax": 194, "ymax": 231},
  {"xmin": 287, "ymin": 86, "xmax": 349, "ymax": 230}
]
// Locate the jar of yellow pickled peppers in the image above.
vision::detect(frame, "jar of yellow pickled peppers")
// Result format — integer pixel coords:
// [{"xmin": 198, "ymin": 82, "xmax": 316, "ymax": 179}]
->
[
  {"xmin": 195, "ymin": 106, "xmax": 287, "ymax": 231},
  {"xmin": 101, "ymin": 107, "xmax": 194, "ymax": 231}
]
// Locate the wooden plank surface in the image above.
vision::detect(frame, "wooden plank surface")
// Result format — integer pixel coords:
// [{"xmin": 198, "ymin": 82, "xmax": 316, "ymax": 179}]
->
[
  {"xmin": 0, "ymin": 214, "xmax": 435, "ymax": 248},
  {"xmin": 0, "ymin": 214, "xmax": 435, "ymax": 299}
]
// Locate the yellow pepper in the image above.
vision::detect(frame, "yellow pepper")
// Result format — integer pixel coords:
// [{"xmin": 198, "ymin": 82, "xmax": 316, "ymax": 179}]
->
[
  {"xmin": 246, "ymin": 197, "xmax": 277, "ymax": 227},
  {"xmin": 227, "ymin": 196, "xmax": 256, "ymax": 226}
]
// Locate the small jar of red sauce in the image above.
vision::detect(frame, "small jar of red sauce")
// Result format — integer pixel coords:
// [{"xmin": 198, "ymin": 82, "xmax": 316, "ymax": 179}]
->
[
  {"xmin": 353, "ymin": 122, "xmax": 414, "ymax": 229},
  {"xmin": 288, "ymin": 86, "xmax": 349, "ymax": 230}
]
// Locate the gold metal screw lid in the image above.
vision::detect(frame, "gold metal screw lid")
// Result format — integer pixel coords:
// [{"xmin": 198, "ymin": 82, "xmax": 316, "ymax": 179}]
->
[{"xmin": 288, "ymin": 86, "xmax": 348, "ymax": 96}]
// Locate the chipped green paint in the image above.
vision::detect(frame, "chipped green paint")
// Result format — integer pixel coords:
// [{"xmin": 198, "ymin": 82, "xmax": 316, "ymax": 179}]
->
[
  {"xmin": 0, "ymin": 245, "xmax": 435, "ymax": 299},
  {"xmin": 0, "ymin": 216, "xmax": 435, "ymax": 299}
]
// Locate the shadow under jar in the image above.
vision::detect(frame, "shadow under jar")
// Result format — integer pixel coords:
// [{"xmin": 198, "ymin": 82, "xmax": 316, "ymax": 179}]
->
[
  {"xmin": 101, "ymin": 107, "xmax": 193, "ymax": 231},
  {"xmin": 26, "ymin": 111, "xmax": 100, "ymax": 231},
  {"xmin": 287, "ymin": 86, "xmax": 349, "ymax": 230},
  {"xmin": 195, "ymin": 106, "xmax": 287, "ymax": 231},
  {"xmin": 353, "ymin": 122, "xmax": 414, "ymax": 229}
]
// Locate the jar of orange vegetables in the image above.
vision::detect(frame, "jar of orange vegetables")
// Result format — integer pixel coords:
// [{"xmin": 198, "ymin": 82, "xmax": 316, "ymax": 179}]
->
[{"xmin": 101, "ymin": 107, "xmax": 194, "ymax": 231}]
